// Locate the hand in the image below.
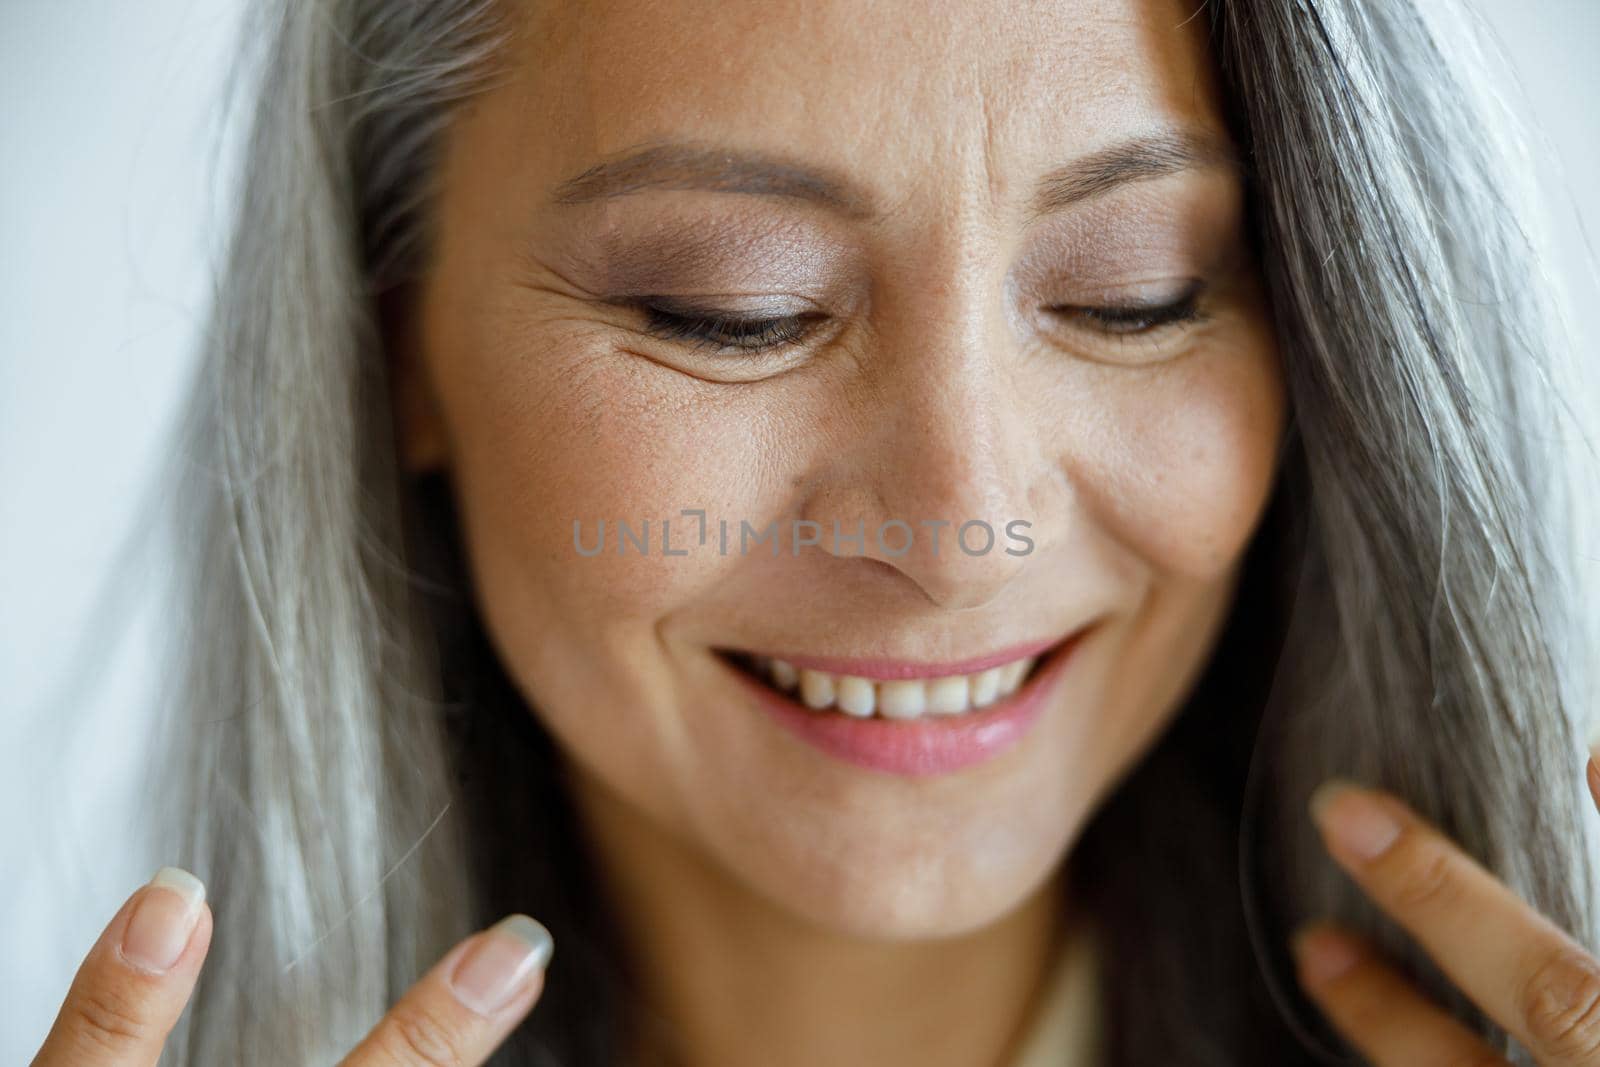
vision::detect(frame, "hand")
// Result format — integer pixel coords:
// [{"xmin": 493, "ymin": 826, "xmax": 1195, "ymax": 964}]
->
[
  {"xmin": 1290, "ymin": 758, "xmax": 1600, "ymax": 1065},
  {"xmin": 30, "ymin": 867, "xmax": 552, "ymax": 1066}
]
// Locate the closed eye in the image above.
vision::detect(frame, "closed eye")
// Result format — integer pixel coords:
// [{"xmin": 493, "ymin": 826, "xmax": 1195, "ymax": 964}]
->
[
  {"xmin": 636, "ymin": 302, "xmax": 824, "ymax": 353},
  {"xmin": 1046, "ymin": 282, "xmax": 1207, "ymax": 336},
  {"xmin": 630, "ymin": 281, "xmax": 1207, "ymax": 357}
]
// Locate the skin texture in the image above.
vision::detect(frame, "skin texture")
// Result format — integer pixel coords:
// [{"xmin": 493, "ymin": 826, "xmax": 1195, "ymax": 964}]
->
[
  {"xmin": 395, "ymin": 0, "xmax": 1285, "ymax": 1063},
  {"xmin": 28, "ymin": 3, "xmax": 1600, "ymax": 1066}
]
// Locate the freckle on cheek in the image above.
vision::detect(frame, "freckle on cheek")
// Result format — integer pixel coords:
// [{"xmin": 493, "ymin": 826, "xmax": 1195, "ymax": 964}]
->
[{"xmin": 1100, "ymin": 406, "xmax": 1278, "ymax": 580}]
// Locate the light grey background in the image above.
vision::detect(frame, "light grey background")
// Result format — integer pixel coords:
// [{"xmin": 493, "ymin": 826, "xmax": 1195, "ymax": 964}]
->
[{"xmin": 2, "ymin": 1, "xmax": 1596, "ymax": 1060}]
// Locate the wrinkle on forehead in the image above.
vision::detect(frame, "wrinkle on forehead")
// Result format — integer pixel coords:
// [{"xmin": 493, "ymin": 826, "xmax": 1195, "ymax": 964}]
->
[{"xmin": 511, "ymin": 0, "xmax": 1234, "ymax": 228}]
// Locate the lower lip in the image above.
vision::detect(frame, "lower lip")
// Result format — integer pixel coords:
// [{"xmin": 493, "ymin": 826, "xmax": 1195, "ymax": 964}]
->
[{"xmin": 725, "ymin": 627, "xmax": 1091, "ymax": 778}]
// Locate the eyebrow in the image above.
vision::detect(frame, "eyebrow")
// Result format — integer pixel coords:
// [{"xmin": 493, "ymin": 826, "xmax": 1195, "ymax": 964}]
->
[{"xmin": 548, "ymin": 130, "xmax": 1243, "ymax": 222}]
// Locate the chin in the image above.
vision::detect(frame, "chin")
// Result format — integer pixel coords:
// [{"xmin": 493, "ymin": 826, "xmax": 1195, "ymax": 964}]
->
[{"xmin": 714, "ymin": 796, "xmax": 1079, "ymax": 942}]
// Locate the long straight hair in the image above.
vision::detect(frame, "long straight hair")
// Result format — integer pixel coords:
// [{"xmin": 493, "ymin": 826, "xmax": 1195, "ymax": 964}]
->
[{"xmin": 145, "ymin": 1, "xmax": 1600, "ymax": 1063}]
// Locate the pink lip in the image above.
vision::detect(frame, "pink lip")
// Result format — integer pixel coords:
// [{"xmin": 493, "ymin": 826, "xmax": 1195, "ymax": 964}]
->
[
  {"xmin": 737, "ymin": 634, "xmax": 1068, "ymax": 681},
  {"xmin": 723, "ymin": 625, "xmax": 1092, "ymax": 778}
]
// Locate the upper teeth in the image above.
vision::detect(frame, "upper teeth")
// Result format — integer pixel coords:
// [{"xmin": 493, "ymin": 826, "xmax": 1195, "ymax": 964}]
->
[{"xmin": 755, "ymin": 656, "xmax": 1037, "ymax": 718}]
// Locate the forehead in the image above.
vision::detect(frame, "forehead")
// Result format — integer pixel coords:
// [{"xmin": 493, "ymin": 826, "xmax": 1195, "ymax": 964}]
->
[{"xmin": 507, "ymin": 0, "xmax": 1230, "ymax": 211}]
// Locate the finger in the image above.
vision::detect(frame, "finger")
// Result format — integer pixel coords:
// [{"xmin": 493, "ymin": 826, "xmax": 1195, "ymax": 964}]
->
[
  {"xmin": 32, "ymin": 867, "xmax": 212, "ymax": 1067},
  {"xmin": 1586, "ymin": 754, "xmax": 1600, "ymax": 815},
  {"xmin": 1290, "ymin": 920, "xmax": 1510, "ymax": 1066},
  {"xmin": 1310, "ymin": 778, "xmax": 1600, "ymax": 1065},
  {"xmin": 339, "ymin": 914, "xmax": 553, "ymax": 1067}
]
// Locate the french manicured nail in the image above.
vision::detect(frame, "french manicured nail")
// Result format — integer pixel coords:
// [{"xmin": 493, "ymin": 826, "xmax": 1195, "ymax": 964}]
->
[
  {"xmin": 121, "ymin": 866, "xmax": 206, "ymax": 973},
  {"xmin": 1291, "ymin": 923, "xmax": 1362, "ymax": 987},
  {"xmin": 449, "ymin": 915, "xmax": 553, "ymax": 1015},
  {"xmin": 1309, "ymin": 778, "xmax": 1402, "ymax": 862}
]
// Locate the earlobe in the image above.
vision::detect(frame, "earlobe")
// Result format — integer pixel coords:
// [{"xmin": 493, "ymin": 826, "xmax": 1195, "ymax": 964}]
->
[{"xmin": 383, "ymin": 284, "xmax": 450, "ymax": 475}]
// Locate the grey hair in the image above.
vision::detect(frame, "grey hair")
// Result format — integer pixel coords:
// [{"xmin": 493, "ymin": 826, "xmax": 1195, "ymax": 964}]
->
[
  {"xmin": 152, "ymin": 1, "xmax": 507, "ymax": 1062},
  {"xmin": 1202, "ymin": 1, "xmax": 1600, "ymax": 1061},
  {"xmin": 131, "ymin": 0, "xmax": 1599, "ymax": 1064}
]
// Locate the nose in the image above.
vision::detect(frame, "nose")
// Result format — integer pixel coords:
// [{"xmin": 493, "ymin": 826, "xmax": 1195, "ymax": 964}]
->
[{"xmin": 797, "ymin": 257, "xmax": 1043, "ymax": 611}]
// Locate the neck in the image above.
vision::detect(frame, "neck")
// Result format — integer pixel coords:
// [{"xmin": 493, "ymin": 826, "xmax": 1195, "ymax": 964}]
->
[{"xmin": 567, "ymin": 767, "xmax": 1071, "ymax": 1067}]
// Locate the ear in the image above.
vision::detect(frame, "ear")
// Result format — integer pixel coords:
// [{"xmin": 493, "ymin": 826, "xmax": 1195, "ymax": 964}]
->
[{"xmin": 382, "ymin": 283, "xmax": 449, "ymax": 474}]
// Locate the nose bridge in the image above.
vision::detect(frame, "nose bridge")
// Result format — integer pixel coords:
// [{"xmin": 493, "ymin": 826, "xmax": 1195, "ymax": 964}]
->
[
  {"xmin": 804, "ymin": 239, "xmax": 1038, "ymax": 610},
  {"xmin": 875, "ymin": 225, "xmax": 1023, "ymax": 524},
  {"xmin": 879, "ymin": 316, "xmax": 1015, "ymax": 530}
]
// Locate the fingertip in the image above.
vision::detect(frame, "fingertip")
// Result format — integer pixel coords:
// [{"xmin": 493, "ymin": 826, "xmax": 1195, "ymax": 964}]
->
[
  {"xmin": 493, "ymin": 914, "xmax": 555, "ymax": 972},
  {"xmin": 33, "ymin": 869, "xmax": 212, "ymax": 1065},
  {"xmin": 446, "ymin": 914, "xmax": 554, "ymax": 1018},
  {"xmin": 1290, "ymin": 921, "xmax": 1363, "ymax": 989},
  {"xmin": 177, "ymin": 897, "xmax": 215, "ymax": 972},
  {"xmin": 118, "ymin": 866, "xmax": 208, "ymax": 976}
]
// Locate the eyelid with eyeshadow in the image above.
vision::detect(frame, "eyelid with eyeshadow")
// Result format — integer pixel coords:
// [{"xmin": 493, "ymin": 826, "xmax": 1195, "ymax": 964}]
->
[{"xmin": 622, "ymin": 278, "xmax": 1212, "ymax": 359}]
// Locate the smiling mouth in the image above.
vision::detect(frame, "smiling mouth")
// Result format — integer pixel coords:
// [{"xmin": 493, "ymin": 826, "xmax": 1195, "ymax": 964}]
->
[{"xmin": 716, "ymin": 641, "xmax": 1063, "ymax": 721}]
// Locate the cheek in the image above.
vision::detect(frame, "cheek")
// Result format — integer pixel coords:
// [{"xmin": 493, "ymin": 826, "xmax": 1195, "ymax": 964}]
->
[
  {"xmin": 1066, "ymin": 340, "xmax": 1286, "ymax": 580},
  {"xmin": 434, "ymin": 317, "xmax": 788, "ymax": 623}
]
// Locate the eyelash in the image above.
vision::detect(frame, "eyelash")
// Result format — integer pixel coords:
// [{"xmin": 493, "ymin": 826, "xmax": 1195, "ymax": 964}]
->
[
  {"xmin": 1047, "ymin": 282, "xmax": 1207, "ymax": 336},
  {"xmin": 634, "ymin": 283, "xmax": 1207, "ymax": 355},
  {"xmin": 638, "ymin": 304, "xmax": 820, "ymax": 352}
]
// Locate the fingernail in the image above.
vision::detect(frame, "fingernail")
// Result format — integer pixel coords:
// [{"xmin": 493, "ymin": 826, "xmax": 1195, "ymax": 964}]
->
[
  {"xmin": 449, "ymin": 915, "xmax": 553, "ymax": 1016},
  {"xmin": 1291, "ymin": 923, "xmax": 1361, "ymax": 987},
  {"xmin": 121, "ymin": 866, "xmax": 206, "ymax": 974},
  {"xmin": 1309, "ymin": 779, "xmax": 1402, "ymax": 862}
]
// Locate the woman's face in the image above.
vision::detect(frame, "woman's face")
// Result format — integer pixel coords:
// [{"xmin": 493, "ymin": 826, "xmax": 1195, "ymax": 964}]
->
[{"xmin": 400, "ymin": 0, "xmax": 1286, "ymax": 939}]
